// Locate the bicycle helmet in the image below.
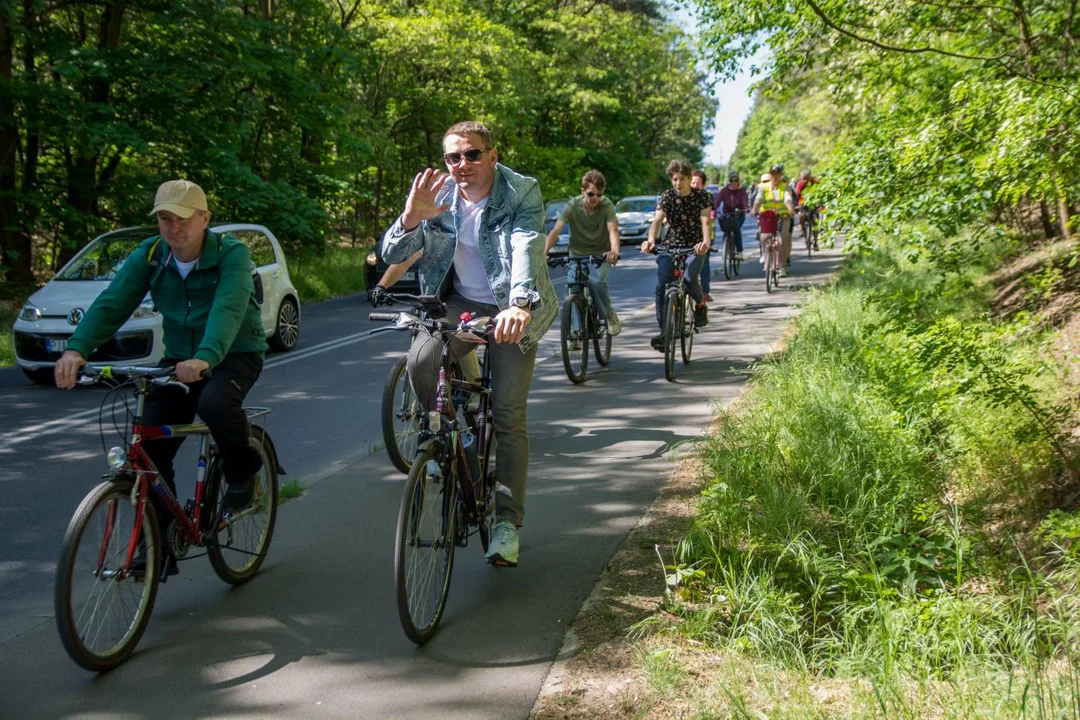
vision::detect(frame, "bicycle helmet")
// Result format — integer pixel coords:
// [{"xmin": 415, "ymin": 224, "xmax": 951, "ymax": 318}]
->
[
  {"xmin": 728, "ymin": 171, "xmax": 740, "ymax": 182},
  {"xmin": 769, "ymin": 163, "xmax": 784, "ymax": 174}
]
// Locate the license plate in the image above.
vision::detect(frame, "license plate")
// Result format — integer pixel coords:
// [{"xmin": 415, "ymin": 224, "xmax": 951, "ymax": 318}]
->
[
  {"xmin": 403, "ymin": 271, "xmax": 416, "ymax": 281},
  {"xmin": 46, "ymin": 338, "xmax": 68, "ymax": 352}
]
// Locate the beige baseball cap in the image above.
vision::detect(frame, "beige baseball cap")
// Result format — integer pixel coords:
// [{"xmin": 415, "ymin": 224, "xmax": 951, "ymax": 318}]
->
[{"xmin": 149, "ymin": 180, "xmax": 207, "ymax": 218}]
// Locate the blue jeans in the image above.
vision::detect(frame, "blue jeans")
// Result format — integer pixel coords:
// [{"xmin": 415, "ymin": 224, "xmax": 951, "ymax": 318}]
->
[
  {"xmin": 654, "ymin": 253, "xmax": 704, "ymax": 329},
  {"xmin": 700, "ymin": 251, "xmax": 712, "ymax": 294},
  {"xmin": 566, "ymin": 259, "xmax": 615, "ymax": 322}
]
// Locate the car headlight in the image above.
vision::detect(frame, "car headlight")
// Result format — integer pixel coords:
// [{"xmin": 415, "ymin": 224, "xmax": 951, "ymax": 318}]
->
[
  {"xmin": 131, "ymin": 300, "xmax": 157, "ymax": 319},
  {"xmin": 18, "ymin": 303, "xmax": 41, "ymax": 322},
  {"xmin": 366, "ymin": 252, "xmax": 377, "ymax": 266}
]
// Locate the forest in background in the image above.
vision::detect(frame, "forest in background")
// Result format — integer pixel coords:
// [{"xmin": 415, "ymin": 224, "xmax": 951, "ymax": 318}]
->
[{"xmin": 0, "ymin": 0, "xmax": 716, "ymax": 285}]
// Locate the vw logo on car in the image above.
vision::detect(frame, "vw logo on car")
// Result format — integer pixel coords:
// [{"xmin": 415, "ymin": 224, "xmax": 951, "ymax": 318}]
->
[{"xmin": 67, "ymin": 308, "xmax": 85, "ymax": 326}]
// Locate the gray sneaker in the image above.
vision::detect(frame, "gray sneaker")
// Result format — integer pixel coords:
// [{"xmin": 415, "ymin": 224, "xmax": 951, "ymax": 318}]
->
[
  {"xmin": 606, "ymin": 310, "xmax": 622, "ymax": 337},
  {"xmin": 485, "ymin": 520, "xmax": 519, "ymax": 567}
]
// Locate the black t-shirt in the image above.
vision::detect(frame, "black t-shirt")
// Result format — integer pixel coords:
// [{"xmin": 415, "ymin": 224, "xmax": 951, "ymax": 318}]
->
[{"xmin": 659, "ymin": 188, "xmax": 712, "ymax": 248}]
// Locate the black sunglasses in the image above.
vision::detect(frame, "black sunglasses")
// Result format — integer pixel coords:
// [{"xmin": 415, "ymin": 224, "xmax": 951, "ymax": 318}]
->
[
  {"xmin": 443, "ymin": 148, "xmax": 490, "ymax": 166},
  {"xmin": 583, "ymin": 191, "xmax": 601, "ymax": 198}
]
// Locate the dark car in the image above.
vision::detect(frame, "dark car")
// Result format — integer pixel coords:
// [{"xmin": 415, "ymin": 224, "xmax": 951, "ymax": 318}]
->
[{"xmin": 365, "ymin": 234, "xmax": 422, "ymax": 302}]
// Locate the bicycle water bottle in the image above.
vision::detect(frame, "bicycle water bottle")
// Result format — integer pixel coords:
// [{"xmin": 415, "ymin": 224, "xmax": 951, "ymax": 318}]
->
[{"xmin": 456, "ymin": 414, "xmax": 482, "ymax": 482}]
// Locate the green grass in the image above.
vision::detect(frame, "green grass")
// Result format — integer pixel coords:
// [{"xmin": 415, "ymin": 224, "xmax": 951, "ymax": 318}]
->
[
  {"xmin": 289, "ymin": 245, "xmax": 370, "ymax": 302},
  {"xmin": 279, "ymin": 478, "xmax": 304, "ymax": 503},
  {"xmin": 651, "ymin": 232, "xmax": 1080, "ymax": 714},
  {"xmin": 0, "ymin": 304, "xmax": 15, "ymax": 367}
]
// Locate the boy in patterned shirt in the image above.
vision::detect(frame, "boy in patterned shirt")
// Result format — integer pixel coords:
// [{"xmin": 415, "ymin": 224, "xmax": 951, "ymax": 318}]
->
[{"xmin": 641, "ymin": 159, "xmax": 713, "ymax": 351}]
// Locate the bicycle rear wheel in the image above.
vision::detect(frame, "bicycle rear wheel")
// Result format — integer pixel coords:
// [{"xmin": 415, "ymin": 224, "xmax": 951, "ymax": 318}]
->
[
  {"xmin": 681, "ymin": 294, "xmax": 695, "ymax": 364},
  {"xmin": 560, "ymin": 294, "xmax": 589, "ymax": 384},
  {"xmin": 395, "ymin": 441, "xmax": 458, "ymax": 644},
  {"xmin": 591, "ymin": 306, "xmax": 612, "ymax": 367},
  {"xmin": 765, "ymin": 241, "xmax": 775, "ymax": 294},
  {"xmin": 663, "ymin": 293, "xmax": 679, "ymax": 382},
  {"xmin": 55, "ymin": 478, "xmax": 161, "ymax": 672},
  {"xmin": 382, "ymin": 356, "xmax": 421, "ymax": 474},
  {"xmin": 206, "ymin": 426, "xmax": 279, "ymax": 585}
]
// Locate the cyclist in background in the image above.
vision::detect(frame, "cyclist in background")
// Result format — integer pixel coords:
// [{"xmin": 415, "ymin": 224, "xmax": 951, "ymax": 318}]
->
[
  {"xmin": 714, "ymin": 171, "xmax": 748, "ymax": 259},
  {"xmin": 690, "ymin": 170, "xmax": 714, "ymax": 302},
  {"xmin": 795, "ymin": 169, "xmax": 820, "ymax": 250},
  {"xmin": 545, "ymin": 169, "xmax": 622, "ymax": 336},
  {"xmin": 641, "ymin": 159, "xmax": 712, "ymax": 351},
  {"xmin": 751, "ymin": 164, "xmax": 796, "ymax": 276},
  {"xmin": 368, "ymin": 250, "xmax": 422, "ymax": 304}
]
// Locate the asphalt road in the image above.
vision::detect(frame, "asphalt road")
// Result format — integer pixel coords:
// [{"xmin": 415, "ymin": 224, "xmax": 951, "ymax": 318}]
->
[{"xmin": 0, "ymin": 221, "xmax": 840, "ymax": 719}]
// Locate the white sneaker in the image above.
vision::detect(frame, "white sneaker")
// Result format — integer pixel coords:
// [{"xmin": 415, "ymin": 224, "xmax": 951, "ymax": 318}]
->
[
  {"xmin": 758, "ymin": 254, "xmax": 766, "ymax": 265},
  {"xmin": 485, "ymin": 521, "xmax": 519, "ymax": 567},
  {"xmin": 606, "ymin": 310, "xmax": 622, "ymax": 337}
]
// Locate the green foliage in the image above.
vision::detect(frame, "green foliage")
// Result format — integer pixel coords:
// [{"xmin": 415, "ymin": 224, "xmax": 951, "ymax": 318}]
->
[
  {"xmin": 290, "ymin": 246, "xmax": 369, "ymax": 302},
  {"xmin": 0, "ymin": 0, "xmax": 716, "ymax": 284},
  {"xmin": 278, "ymin": 479, "xmax": 305, "ymax": 503},
  {"xmin": 696, "ymin": 0, "xmax": 1080, "ymax": 250},
  {"xmin": 671, "ymin": 237, "xmax": 1078, "ymax": 689}
]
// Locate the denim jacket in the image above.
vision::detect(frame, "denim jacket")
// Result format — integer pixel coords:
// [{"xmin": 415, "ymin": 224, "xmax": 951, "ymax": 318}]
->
[{"xmin": 382, "ymin": 163, "xmax": 558, "ymax": 351}]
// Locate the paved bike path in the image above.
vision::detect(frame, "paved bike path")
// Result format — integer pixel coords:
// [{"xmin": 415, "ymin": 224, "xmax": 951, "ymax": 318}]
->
[{"xmin": 1, "ymin": 227, "xmax": 842, "ymax": 719}]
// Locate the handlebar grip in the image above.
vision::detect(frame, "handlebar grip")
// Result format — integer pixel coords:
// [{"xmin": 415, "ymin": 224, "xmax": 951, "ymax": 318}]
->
[{"xmin": 369, "ymin": 312, "xmax": 399, "ymax": 322}]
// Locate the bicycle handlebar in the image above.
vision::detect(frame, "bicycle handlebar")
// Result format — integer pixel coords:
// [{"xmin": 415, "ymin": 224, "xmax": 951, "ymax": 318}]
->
[
  {"xmin": 546, "ymin": 255, "xmax": 607, "ymax": 268},
  {"xmin": 368, "ymin": 312, "xmax": 400, "ymax": 322},
  {"xmin": 77, "ymin": 364, "xmax": 208, "ymax": 392}
]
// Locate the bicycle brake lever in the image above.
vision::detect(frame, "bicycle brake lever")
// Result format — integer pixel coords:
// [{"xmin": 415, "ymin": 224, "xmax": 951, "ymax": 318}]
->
[{"xmin": 153, "ymin": 378, "xmax": 191, "ymax": 394}]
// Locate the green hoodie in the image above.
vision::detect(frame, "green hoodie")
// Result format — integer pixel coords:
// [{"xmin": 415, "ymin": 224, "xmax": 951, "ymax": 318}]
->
[{"xmin": 68, "ymin": 230, "xmax": 268, "ymax": 366}]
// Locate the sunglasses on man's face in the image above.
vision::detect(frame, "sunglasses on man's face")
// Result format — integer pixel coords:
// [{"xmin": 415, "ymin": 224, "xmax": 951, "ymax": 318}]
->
[
  {"xmin": 583, "ymin": 191, "xmax": 601, "ymax": 198},
  {"xmin": 443, "ymin": 148, "xmax": 490, "ymax": 166}
]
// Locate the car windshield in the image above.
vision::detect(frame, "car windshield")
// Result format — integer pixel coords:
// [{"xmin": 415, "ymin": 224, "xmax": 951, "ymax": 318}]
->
[
  {"xmin": 616, "ymin": 199, "xmax": 656, "ymax": 214},
  {"xmin": 55, "ymin": 230, "xmax": 154, "ymax": 281}
]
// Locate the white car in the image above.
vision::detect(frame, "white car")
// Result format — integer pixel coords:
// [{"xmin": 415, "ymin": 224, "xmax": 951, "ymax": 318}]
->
[
  {"xmin": 615, "ymin": 195, "xmax": 661, "ymax": 244},
  {"xmin": 12, "ymin": 223, "xmax": 301, "ymax": 384}
]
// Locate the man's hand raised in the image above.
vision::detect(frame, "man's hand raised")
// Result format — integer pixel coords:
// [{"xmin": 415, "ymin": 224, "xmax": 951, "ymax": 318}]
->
[{"xmin": 401, "ymin": 169, "xmax": 451, "ymax": 231}]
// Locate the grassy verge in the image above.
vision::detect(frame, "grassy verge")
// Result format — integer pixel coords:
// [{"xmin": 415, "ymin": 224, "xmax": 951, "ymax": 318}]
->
[
  {"xmin": 628, "ymin": 232, "xmax": 1080, "ymax": 715},
  {"xmin": 289, "ymin": 245, "xmax": 370, "ymax": 302},
  {"xmin": 0, "ymin": 304, "xmax": 16, "ymax": 367}
]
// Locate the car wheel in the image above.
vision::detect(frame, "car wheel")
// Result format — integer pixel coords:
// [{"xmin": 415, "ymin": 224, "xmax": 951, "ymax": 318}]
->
[
  {"xmin": 22, "ymin": 367, "xmax": 55, "ymax": 385},
  {"xmin": 269, "ymin": 296, "xmax": 300, "ymax": 352}
]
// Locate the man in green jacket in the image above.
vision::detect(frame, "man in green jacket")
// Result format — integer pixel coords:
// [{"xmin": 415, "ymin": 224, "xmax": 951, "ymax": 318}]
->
[{"xmin": 55, "ymin": 180, "xmax": 268, "ymax": 543}]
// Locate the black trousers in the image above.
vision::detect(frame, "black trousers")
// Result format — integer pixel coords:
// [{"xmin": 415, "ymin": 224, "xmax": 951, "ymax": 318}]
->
[{"xmin": 142, "ymin": 352, "xmax": 264, "ymax": 496}]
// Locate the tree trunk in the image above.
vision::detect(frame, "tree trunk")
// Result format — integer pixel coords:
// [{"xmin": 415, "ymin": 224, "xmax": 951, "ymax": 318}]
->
[
  {"xmin": 1057, "ymin": 195, "xmax": 1071, "ymax": 241},
  {"xmin": 1040, "ymin": 200, "xmax": 1056, "ymax": 239},
  {"xmin": 0, "ymin": 3, "xmax": 31, "ymax": 284}
]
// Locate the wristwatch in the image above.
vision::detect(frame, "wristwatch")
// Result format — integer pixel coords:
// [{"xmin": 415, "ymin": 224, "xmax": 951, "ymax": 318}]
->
[{"xmin": 510, "ymin": 296, "xmax": 532, "ymax": 310}]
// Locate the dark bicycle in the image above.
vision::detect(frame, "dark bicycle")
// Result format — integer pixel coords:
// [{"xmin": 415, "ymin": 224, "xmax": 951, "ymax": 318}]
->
[
  {"xmin": 54, "ymin": 365, "xmax": 281, "ymax": 671},
  {"xmin": 547, "ymin": 255, "xmax": 611, "ymax": 384},
  {"xmin": 651, "ymin": 246, "xmax": 710, "ymax": 382},
  {"xmin": 369, "ymin": 300, "xmax": 499, "ymax": 644},
  {"xmin": 719, "ymin": 210, "xmax": 745, "ymax": 280},
  {"xmin": 798, "ymin": 205, "xmax": 821, "ymax": 257}
]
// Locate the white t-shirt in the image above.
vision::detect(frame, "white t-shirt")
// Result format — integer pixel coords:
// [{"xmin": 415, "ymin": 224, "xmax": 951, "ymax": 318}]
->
[
  {"xmin": 173, "ymin": 257, "xmax": 197, "ymax": 280},
  {"xmin": 452, "ymin": 195, "xmax": 497, "ymax": 305}
]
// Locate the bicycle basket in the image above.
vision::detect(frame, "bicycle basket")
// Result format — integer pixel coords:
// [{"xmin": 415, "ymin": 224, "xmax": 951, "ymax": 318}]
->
[
  {"xmin": 719, "ymin": 214, "xmax": 741, "ymax": 233},
  {"xmin": 759, "ymin": 210, "xmax": 779, "ymax": 234}
]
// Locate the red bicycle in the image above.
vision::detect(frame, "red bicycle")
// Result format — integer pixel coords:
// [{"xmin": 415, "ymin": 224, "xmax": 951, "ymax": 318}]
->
[{"xmin": 53, "ymin": 365, "xmax": 281, "ymax": 672}]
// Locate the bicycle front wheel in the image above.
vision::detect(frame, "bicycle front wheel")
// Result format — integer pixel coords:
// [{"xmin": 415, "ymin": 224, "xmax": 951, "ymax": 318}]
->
[
  {"xmin": 681, "ymin": 293, "xmax": 695, "ymax": 364},
  {"xmin": 723, "ymin": 235, "xmax": 734, "ymax": 280},
  {"xmin": 560, "ymin": 294, "xmax": 589, "ymax": 384},
  {"xmin": 55, "ymin": 478, "xmax": 161, "ymax": 672},
  {"xmin": 395, "ymin": 441, "xmax": 458, "ymax": 644},
  {"xmin": 663, "ymin": 293, "xmax": 679, "ymax": 382},
  {"xmin": 765, "ymin": 240, "xmax": 775, "ymax": 294},
  {"xmin": 206, "ymin": 425, "xmax": 279, "ymax": 585},
  {"xmin": 382, "ymin": 356, "xmax": 421, "ymax": 473},
  {"xmin": 591, "ymin": 307, "xmax": 612, "ymax": 367}
]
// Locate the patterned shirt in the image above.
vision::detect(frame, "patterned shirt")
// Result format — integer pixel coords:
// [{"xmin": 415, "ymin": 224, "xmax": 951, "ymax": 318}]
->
[{"xmin": 659, "ymin": 188, "xmax": 712, "ymax": 248}]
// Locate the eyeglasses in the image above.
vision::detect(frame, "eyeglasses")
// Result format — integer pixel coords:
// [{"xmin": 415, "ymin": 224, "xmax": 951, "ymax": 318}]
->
[
  {"xmin": 583, "ymin": 191, "xmax": 601, "ymax": 198},
  {"xmin": 443, "ymin": 148, "xmax": 490, "ymax": 166}
]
